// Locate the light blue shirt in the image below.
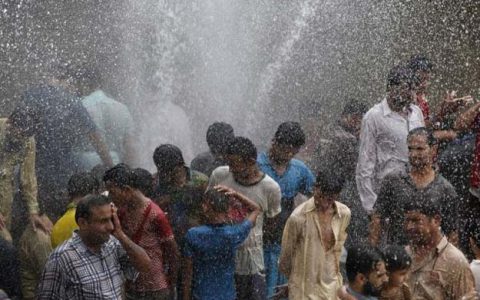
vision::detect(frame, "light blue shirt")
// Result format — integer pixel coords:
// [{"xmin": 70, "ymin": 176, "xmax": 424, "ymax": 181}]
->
[{"xmin": 74, "ymin": 90, "xmax": 134, "ymax": 169}]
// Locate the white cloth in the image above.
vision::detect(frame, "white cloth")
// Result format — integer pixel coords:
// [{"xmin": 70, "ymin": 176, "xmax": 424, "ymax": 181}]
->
[
  {"xmin": 208, "ymin": 166, "xmax": 282, "ymax": 275},
  {"xmin": 355, "ymin": 98, "xmax": 424, "ymax": 211},
  {"xmin": 470, "ymin": 259, "xmax": 480, "ymax": 293}
]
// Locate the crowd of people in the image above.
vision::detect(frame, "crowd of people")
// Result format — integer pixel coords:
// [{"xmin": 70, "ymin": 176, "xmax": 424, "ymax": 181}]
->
[{"xmin": 1, "ymin": 54, "xmax": 480, "ymax": 300}]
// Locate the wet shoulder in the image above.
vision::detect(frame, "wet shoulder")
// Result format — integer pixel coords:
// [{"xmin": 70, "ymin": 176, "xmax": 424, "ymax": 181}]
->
[
  {"xmin": 289, "ymin": 158, "xmax": 310, "ymax": 171},
  {"xmin": 261, "ymin": 173, "xmax": 281, "ymax": 192},
  {"xmin": 444, "ymin": 242, "xmax": 470, "ymax": 267}
]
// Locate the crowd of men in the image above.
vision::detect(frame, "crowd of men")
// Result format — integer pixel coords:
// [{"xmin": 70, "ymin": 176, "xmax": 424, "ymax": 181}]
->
[{"xmin": 1, "ymin": 54, "xmax": 480, "ymax": 300}]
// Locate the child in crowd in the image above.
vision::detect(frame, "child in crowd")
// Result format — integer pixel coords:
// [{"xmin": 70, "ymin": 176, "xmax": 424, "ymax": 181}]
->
[
  {"xmin": 182, "ymin": 186, "xmax": 261, "ymax": 300},
  {"xmin": 380, "ymin": 245, "xmax": 412, "ymax": 300}
]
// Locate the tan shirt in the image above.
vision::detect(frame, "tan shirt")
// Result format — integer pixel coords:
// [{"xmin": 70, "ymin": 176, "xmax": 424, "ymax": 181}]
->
[
  {"xmin": 279, "ymin": 198, "xmax": 351, "ymax": 300},
  {"xmin": 0, "ymin": 118, "xmax": 38, "ymax": 229},
  {"xmin": 407, "ymin": 236, "xmax": 475, "ymax": 300}
]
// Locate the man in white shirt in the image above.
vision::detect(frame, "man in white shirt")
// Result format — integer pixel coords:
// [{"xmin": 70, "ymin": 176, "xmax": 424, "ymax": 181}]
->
[{"xmin": 356, "ymin": 65, "xmax": 425, "ymax": 212}]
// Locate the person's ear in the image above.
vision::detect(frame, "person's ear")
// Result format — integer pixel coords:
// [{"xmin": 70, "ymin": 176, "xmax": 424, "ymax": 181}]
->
[
  {"xmin": 432, "ymin": 215, "xmax": 442, "ymax": 227},
  {"xmin": 356, "ymin": 273, "xmax": 367, "ymax": 285}
]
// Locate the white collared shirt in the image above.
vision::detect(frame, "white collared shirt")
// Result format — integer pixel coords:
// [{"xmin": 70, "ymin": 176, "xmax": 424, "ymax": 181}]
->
[{"xmin": 356, "ymin": 98, "xmax": 424, "ymax": 211}]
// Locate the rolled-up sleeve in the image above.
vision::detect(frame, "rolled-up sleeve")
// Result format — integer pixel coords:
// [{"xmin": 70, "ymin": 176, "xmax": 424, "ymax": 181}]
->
[
  {"xmin": 356, "ymin": 115, "xmax": 378, "ymax": 212},
  {"xmin": 20, "ymin": 137, "xmax": 39, "ymax": 215}
]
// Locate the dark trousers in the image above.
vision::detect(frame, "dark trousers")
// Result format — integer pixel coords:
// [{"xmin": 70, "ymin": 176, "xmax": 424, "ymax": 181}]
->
[{"xmin": 235, "ymin": 272, "xmax": 266, "ymax": 300}]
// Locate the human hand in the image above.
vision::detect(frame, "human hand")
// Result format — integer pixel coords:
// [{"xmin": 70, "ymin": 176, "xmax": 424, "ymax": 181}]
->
[
  {"xmin": 214, "ymin": 185, "xmax": 237, "ymax": 197},
  {"xmin": 30, "ymin": 213, "xmax": 53, "ymax": 234},
  {"xmin": 272, "ymin": 284, "xmax": 288, "ymax": 300},
  {"xmin": 110, "ymin": 203, "xmax": 124, "ymax": 238},
  {"xmin": 442, "ymin": 91, "xmax": 474, "ymax": 114}
]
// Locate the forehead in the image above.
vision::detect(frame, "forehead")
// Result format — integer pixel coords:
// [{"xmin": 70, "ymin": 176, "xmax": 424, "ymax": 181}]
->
[
  {"xmin": 408, "ymin": 134, "xmax": 429, "ymax": 145},
  {"xmin": 89, "ymin": 204, "xmax": 112, "ymax": 220}
]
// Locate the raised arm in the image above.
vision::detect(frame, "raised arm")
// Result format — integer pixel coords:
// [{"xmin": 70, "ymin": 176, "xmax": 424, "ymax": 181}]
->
[
  {"xmin": 214, "ymin": 185, "xmax": 262, "ymax": 225},
  {"xmin": 454, "ymin": 101, "xmax": 480, "ymax": 131},
  {"xmin": 111, "ymin": 204, "xmax": 151, "ymax": 273}
]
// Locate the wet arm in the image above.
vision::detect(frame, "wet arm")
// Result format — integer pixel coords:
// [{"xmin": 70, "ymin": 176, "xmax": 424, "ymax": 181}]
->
[
  {"xmin": 454, "ymin": 102, "xmax": 480, "ymax": 131},
  {"xmin": 88, "ymin": 131, "xmax": 114, "ymax": 167}
]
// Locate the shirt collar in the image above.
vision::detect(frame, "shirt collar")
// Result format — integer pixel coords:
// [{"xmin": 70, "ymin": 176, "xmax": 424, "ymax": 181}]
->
[
  {"xmin": 71, "ymin": 230, "xmax": 113, "ymax": 256},
  {"xmin": 436, "ymin": 236, "xmax": 449, "ymax": 254},
  {"xmin": 304, "ymin": 197, "xmax": 342, "ymax": 218},
  {"xmin": 381, "ymin": 98, "xmax": 393, "ymax": 117}
]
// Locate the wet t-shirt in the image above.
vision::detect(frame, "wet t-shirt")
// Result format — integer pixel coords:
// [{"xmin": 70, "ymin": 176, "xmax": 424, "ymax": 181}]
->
[
  {"xmin": 21, "ymin": 85, "xmax": 96, "ymax": 180},
  {"xmin": 183, "ymin": 220, "xmax": 252, "ymax": 300},
  {"xmin": 374, "ymin": 170, "xmax": 459, "ymax": 246}
]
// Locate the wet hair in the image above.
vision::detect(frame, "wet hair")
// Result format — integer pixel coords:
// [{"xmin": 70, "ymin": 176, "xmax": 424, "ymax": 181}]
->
[
  {"xmin": 153, "ymin": 144, "xmax": 185, "ymax": 173},
  {"xmin": 75, "ymin": 194, "xmax": 110, "ymax": 223},
  {"xmin": 386, "ymin": 65, "xmax": 416, "ymax": 91},
  {"xmin": 68, "ymin": 172, "xmax": 99, "ymax": 198},
  {"xmin": 408, "ymin": 54, "xmax": 433, "ymax": 73},
  {"xmin": 91, "ymin": 164, "xmax": 108, "ymax": 185},
  {"xmin": 407, "ymin": 127, "xmax": 437, "ymax": 146},
  {"xmin": 103, "ymin": 163, "xmax": 136, "ymax": 188},
  {"xmin": 341, "ymin": 99, "xmax": 369, "ymax": 116},
  {"xmin": 315, "ymin": 171, "xmax": 345, "ymax": 195},
  {"xmin": 225, "ymin": 136, "xmax": 257, "ymax": 161},
  {"xmin": 133, "ymin": 168, "xmax": 154, "ymax": 198},
  {"xmin": 383, "ymin": 245, "xmax": 412, "ymax": 273},
  {"xmin": 403, "ymin": 195, "xmax": 441, "ymax": 219},
  {"xmin": 469, "ymin": 220, "xmax": 480, "ymax": 249},
  {"xmin": 273, "ymin": 122, "xmax": 306, "ymax": 147},
  {"xmin": 206, "ymin": 122, "xmax": 235, "ymax": 154},
  {"xmin": 204, "ymin": 189, "xmax": 230, "ymax": 213},
  {"xmin": 346, "ymin": 245, "xmax": 384, "ymax": 283}
]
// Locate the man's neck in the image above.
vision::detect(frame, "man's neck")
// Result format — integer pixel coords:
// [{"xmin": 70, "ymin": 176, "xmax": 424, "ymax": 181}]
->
[
  {"xmin": 126, "ymin": 191, "xmax": 148, "ymax": 210},
  {"xmin": 412, "ymin": 232, "xmax": 443, "ymax": 257},
  {"xmin": 206, "ymin": 213, "xmax": 228, "ymax": 225},
  {"xmin": 234, "ymin": 168, "xmax": 263, "ymax": 186},
  {"xmin": 410, "ymin": 166, "xmax": 435, "ymax": 187},
  {"xmin": 71, "ymin": 196, "xmax": 84, "ymax": 205}
]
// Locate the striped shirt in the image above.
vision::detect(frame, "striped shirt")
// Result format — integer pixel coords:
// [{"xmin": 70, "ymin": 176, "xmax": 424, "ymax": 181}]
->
[{"xmin": 37, "ymin": 232, "xmax": 137, "ymax": 300}]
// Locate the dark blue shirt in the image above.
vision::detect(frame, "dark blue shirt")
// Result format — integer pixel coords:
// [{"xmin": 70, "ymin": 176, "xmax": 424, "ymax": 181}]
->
[
  {"xmin": 257, "ymin": 152, "xmax": 315, "ymax": 243},
  {"xmin": 183, "ymin": 220, "xmax": 252, "ymax": 300}
]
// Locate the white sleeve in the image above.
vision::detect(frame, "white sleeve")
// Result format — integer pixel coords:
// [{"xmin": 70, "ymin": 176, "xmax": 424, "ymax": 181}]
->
[
  {"xmin": 356, "ymin": 114, "xmax": 378, "ymax": 212},
  {"xmin": 266, "ymin": 181, "xmax": 282, "ymax": 218}
]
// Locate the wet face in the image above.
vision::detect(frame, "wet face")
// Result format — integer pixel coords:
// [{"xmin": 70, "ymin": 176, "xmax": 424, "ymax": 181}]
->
[
  {"xmin": 313, "ymin": 185, "xmax": 339, "ymax": 209},
  {"xmin": 388, "ymin": 268, "xmax": 409, "ymax": 288},
  {"xmin": 408, "ymin": 134, "xmax": 433, "ymax": 168},
  {"xmin": 270, "ymin": 142, "xmax": 300, "ymax": 164},
  {"xmin": 404, "ymin": 211, "xmax": 440, "ymax": 246},
  {"xmin": 170, "ymin": 165, "xmax": 188, "ymax": 188},
  {"xmin": 415, "ymin": 70, "xmax": 431, "ymax": 94},
  {"xmin": 388, "ymin": 83, "xmax": 415, "ymax": 111},
  {"xmin": 105, "ymin": 182, "xmax": 128, "ymax": 206},
  {"xmin": 364, "ymin": 261, "xmax": 389, "ymax": 296},
  {"xmin": 341, "ymin": 114, "xmax": 363, "ymax": 136},
  {"xmin": 78, "ymin": 204, "xmax": 114, "ymax": 246},
  {"xmin": 226, "ymin": 154, "xmax": 255, "ymax": 180}
]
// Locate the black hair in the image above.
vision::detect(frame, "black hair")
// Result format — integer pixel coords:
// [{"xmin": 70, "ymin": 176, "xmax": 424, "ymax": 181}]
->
[
  {"xmin": 75, "ymin": 194, "xmax": 110, "ymax": 223},
  {"xmin": 386, "ymin": 65, "xmax": 416, "ymax": 91},
  {"xmin": 153, "ymin": 144, "xmax": 185, "ymax": 173},
  {"xmin": 225, "ymin": 136, "xmax": 257, "ymax": 161},
  {"xmin": 273, "ymin": 122, "xmax": 306, "ymax": 147},
  {"xmin": 403, "ymin": 195, "xmax": 441, "ymax": 219},
  {"xmin": 206, "ymin": 122, "xmax": 235, "ymax": 154},
  {"xmin": 407, "ymin": 127, "xmax": 437, "ymax": 146},
  {"xmin": 383, "ymin": 245, "xmax": 412, "ymax": 273},
  {"xmin": 133, "ymin": 168, "xmax": 154, "ymax": 198},
  {"xmin": 315, "ymin": 171, "xmax": 345, "ymax": 195},
  {"xmin": 103, "ymin": 163, "xmax": 136, "ymax": 188},
  {"xmin": 346, "ymin": 245, "xmax": 384, "ymax": 283},
  {"xmin": 408, "ymin": 54, "xmax": 433, "ymax": 73},
  {"xmin": 68, "ymin": 172, "xmax": 99, "ymax": 198},
  {"xmin": 469, "ymin": 220, "xmax": 480, "ymax": 249},
  {"xmin": 90, "ymin": 164, "xmax": 108, "ymax": 185},
  {"xmin": 341, "ymin": 99, "xmax": 369, "ymax": 116},
  {"xmin": 204, "ymin": 189, "xmax": 230, "ymax": 213}
]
